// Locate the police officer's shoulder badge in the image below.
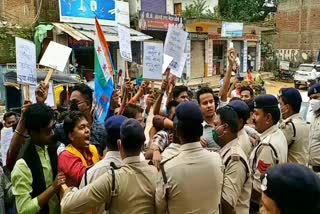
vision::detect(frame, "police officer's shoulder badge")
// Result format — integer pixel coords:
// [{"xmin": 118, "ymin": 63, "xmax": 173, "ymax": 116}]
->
[{"xmin": 261, "ymin": 174, "xmax": 268, "ymax": 191}]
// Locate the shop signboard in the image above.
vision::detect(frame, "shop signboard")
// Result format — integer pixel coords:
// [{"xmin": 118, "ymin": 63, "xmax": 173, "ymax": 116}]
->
[
  {"xmin": 221, "ymin": 22, "xmax": 244, "ymax": 38},
  {"xmin": 139, "ymin": 11, "xmax": 183, "ymax": 31},
  {"xmin": 59, "ymin": 0, "xmax": 115, "ymax": 25}
]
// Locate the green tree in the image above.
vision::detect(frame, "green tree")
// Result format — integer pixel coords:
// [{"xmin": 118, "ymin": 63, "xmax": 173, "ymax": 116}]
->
[
  {"xmin": 218, "ymin": 0, "xmax": 279, "ymax": 22},
  {"xmin": 182, "ymin": 0, "xmax": 218, "ymax": 20}
]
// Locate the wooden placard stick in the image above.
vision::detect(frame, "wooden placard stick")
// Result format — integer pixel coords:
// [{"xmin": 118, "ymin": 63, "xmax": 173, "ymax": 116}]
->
[
  {"xmin": 24, "ymin": 85, "xmax": 30, "ymax": 101},
  {"xmin": 125, "ymin": 61, "xmax": 130, "ymax": 81},
  {"xmin": 44, "ymin": 68, "xmax": 54, "ymax": 86}
]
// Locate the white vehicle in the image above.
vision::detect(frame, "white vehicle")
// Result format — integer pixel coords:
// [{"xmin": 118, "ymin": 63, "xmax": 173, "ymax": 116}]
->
[{"xmin": 294, "ymin": 64, "xmax": 320, "ymax": 89}]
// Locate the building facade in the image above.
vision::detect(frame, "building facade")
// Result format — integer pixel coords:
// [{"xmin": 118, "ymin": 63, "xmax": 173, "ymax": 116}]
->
[{"xmin": 275, "ymin": 0, "xmax": 320, "ymax": 65}]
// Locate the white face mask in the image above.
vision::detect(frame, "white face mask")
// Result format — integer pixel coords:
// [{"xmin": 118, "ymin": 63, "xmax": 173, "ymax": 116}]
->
[{"xmin": 310, "ymin": 99, "xmax": 320, "ymax": 112}]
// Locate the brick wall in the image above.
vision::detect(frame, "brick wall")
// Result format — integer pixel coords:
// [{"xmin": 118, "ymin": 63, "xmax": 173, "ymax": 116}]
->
[
  {"xmin": 275, "ymin": 0, "xmax": 320, "ymax": 63},
  {"xmin": 141, "ymin": 0, "xmax": 166, "ymax": 14},
  {"xmin": 4, "ymin": 0, "xmax": 37, "ymax": 25}
]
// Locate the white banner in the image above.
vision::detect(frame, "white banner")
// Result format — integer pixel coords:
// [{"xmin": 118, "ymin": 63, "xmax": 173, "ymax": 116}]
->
[
  {"xmin": 164, "ymin": 26, "xmax": 188, "ymax": 78},
  {"xmin": 40, "ymin": 41, "xmax": 72, "ymax": 72},
  {"xmin": 143, "ymin": 42, "xmax": 163, "ymax": 80},
  {"xmin": 118, "ymin": 24, "xmax": 132, "ymax": 62},
  {"xmin": 15, "ymin": 37, "xmax": 37, "ymax": 85}
]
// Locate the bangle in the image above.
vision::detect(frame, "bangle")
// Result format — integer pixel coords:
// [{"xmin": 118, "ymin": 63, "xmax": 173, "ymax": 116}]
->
[
  {"xmin": 153, "ymin": 148, "xmax": 160, "ymax": 152},
  {"xmin": 15, "ymin": 130, "xmax": 27, "ymax": 138}
]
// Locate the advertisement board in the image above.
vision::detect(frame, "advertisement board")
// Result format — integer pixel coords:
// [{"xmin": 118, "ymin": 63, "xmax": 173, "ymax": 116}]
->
[
  {"xmin": 59, "ymin": 0, "xmax": 115, "ymax": 25},
  {"xmin": 221, "ymin": 22, "xmax": 243, "ymax": 38}
]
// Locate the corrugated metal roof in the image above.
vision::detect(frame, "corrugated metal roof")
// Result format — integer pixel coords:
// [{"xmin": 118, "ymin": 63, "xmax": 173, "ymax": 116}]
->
[
  {"xmin": 53, "ymin": 23, "xmax": 152, "ymax": 42},
  {"xmin": 52, "ymin": 23, "xmax": 91, "ymax": 41}
]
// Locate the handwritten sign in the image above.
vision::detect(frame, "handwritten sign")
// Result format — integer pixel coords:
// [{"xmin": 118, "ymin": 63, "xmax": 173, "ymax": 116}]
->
[
  {"xmin": 15, "ymin": 37, "xmax": 37, "ymax": 85},
  {"xmin": 164, "ymin": 26, "xmax": 188, "ymax": 78},
  {"xmin": 162, "ymin": 54, "xmax": 173, "ymax": 74},
  {"xmin": 1, "ymin": 127, "xmax": 14, "ymax": 166},
  {"xmin": 143, "ymin": 42, "xmax": 163, "ymax": 80},
  {"xmin": 170, "ymin": 53, "xmax": 187, "ymax": 78},
  {"xmin": 118, "ymin": 24, "xmax": 132, "ymax": 62},
  {"xmin": 39, "ymin": 41, "xmax": 72, "ymax": 72},
  {"xmin": 29, "ymin": 82, "xmax": 55, "ymax": 107}
]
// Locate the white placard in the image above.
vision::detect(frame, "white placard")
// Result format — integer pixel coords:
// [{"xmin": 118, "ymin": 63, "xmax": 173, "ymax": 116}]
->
[
  {"xmin": 29, "ymin": 82, "xmax": 55, "ymax": 107},
  {"xmin": 39, "ymin": 41, "xmax": 72, "ymax": 72},
  {"xmin": 115, "ymin": 1, "xmax": 130, "ymax": 27},
  {"xmin": 118, "ymin": 24, "xmax": 132, "ymax": 62},
  {"xmin": 162, "ymin": 54, "xmax": 174, "ymax": 74},
  {"xmin": 143, "ymin": 42, "xmax": 163, "ymax": 80},
  {"xmin": 1, "ymin": 127, "xmax": 14, "ymax": 166},
  {"xmin": 164, "ymin": 26, "xmax": 188, "ymax": 77},
  {"xmin": 15, "ymin": 37, "xmax": 37, "ymax": 85},
  {"xmin": 170, "ymin": 53, "xmax": 187, "ymax": 78}
]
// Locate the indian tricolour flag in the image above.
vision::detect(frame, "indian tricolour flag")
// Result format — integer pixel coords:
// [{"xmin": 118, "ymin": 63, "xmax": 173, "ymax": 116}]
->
[{"xmin": 94, "ymin": 17, "xmax": 114, "ymax": 123}]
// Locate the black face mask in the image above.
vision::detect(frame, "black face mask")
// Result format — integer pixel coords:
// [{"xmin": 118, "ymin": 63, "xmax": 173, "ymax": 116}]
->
[{"xmin": 69, "ymin": 103, "xmax": 80, "ymax": 111}]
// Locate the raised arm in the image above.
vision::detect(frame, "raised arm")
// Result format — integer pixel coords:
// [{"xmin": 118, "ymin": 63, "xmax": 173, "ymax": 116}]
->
[{"xmin": 220, "ymin": 49, "xmax": 236, "ymax": 102}]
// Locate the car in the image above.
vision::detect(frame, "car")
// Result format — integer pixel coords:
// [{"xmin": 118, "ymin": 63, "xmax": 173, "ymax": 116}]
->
[{"xmin": 294, "ymin": 64, "xmax": 320, "ymax": 89}]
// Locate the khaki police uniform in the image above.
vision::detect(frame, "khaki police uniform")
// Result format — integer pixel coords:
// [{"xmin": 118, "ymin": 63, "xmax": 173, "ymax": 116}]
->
[
  {"xmin": 161, "ymin": 143, "xmax": 180, "ymax": 161},
  {"xmin": 156, "ymin": 142, "xmax": 223, "ymax": 214},
  {"xmin": 238, "ymin": 128, "xmax": 253, "ymax": 158},
  {"xmin": 61, "ymin": 156, "xmax": 157, "ymax": 214},
  {"xmin": 220, "ymin": 138, "xmax": 252, "ymax": 214},
  {"xmin": 309, "ymin": 115, "xmax": 320, "ymax": 172},
  {"xmin": 279, "ymin": 113, "xmax": 309, "ymax": 165},
  {"xmin": 249, "ymin": 125, "xmax": 288, "ymax": 193}
]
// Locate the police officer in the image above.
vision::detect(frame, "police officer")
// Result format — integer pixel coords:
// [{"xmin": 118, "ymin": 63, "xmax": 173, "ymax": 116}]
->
[
  {"xmin": 214, "ymin": 106, "xmax": 252, "ymax": 214},
  {"xmin": 228, "ymin": 100, "xmax": 253, "ymax": 157},
  {"xmin": 308, "ymin": 83, "xmax": 320, "ymax": 174},
  {"xmin": 61, "ymin": 119, "xmax": 157, "ymax": 214},
  {"xmin": 260, "ymin": 164, "xmax": 320, "ymax": 214},
  {"xmin": 156, "ymin": 102, "xmax": 223, "ymax": 214},
  {"xmin": 278, "ymin": 88, "xmax": 309, "ymax": 165},
  {"xmin": 249, "ymin": 95, "xmax": 288, "ymax": 211}
]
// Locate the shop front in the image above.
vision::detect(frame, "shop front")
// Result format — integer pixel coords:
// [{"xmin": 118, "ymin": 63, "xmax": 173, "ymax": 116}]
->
[{"xmin": 186, "ymin": 21, "xmax": 261, "ymax": 78}]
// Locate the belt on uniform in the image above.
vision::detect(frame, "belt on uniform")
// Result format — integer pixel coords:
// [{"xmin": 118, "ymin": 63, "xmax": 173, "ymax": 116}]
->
[{"xmin": 312, "ymin": 166, "xmax": 320, "ymax": 172}]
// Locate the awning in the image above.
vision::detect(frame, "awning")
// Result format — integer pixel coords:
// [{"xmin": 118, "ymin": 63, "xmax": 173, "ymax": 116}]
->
[
  {"xmin": 52, "ymin": 22, "xmax": 152, "ymax": 42},
  {"xmin": 52, "ymin": 23, "xmax": 90, "ymax": 41}
]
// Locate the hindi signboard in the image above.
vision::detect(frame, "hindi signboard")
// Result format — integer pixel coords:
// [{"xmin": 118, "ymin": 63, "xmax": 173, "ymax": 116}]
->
[
  {"xmin": 143, "ymin": 42, "xmax": 163, "ymax": 80},
  {"xmin": 40, "ymin": 41, "xmax": 72, "ymax": 72},
  {"xmin": 118, "ymin": 24, "xmax": 132, "ymax": 62},
  {"xmin": 139, "ymin": 11, "xmax": 183, "ymax": 31},
  {"xmin": 15, "ymin": 37, "xmax": 37, "ymax": 85},
  {"xmin": 164, "ymin": 26, "xmax": 188, "ymax": 78}
]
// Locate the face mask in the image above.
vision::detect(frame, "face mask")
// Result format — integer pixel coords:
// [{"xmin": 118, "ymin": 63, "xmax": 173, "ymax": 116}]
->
[
  {"xmin": 212, "ymin": 125, "xmax": 224, "ymax": 143},
  {"xmin": 310, "ymin": 99, "xmax": 320, "ymax": 112},
  {"xmin": 69, "ymin": 103, "xmax": 80, "ymax": 111}
]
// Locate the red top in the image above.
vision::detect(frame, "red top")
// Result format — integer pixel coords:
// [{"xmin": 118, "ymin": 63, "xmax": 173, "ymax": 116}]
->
[
  {"xmin": 247, "ymin": 72, "xmax": 253, "ymax": 83},
  {"xmin": 58, "ymin": 150, "xmax": 95, "ymax": 187}
]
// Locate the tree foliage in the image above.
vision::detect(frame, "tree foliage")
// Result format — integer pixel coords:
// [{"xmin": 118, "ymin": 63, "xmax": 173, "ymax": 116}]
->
[
  {"xmin": 218, "ymin": 0, "xmax": 279, "ymax": 22},
  {"xmin": 182, "ymin": 0, "xmax": 219, "ymax": 20}
]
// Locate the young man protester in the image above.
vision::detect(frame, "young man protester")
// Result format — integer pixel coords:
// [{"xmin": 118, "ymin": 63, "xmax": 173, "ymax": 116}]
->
[
  {"xmin": 197, "ymin": 87, "xmax": 220, "ymax": 150},
  {"xmin": 11, "ymin": 103, "xmax": 65, "ymax": 214}
]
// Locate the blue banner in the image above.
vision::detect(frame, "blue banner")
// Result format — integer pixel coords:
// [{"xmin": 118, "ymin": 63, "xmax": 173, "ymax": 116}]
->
[{"xmin": 59, "ymin": 0, "xmax": 115, "ymax": 25}]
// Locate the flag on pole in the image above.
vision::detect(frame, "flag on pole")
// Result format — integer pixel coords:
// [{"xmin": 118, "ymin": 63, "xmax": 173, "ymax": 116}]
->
[{"xmin": 94, "ymin": 17, "xmax": 114, "ymax": 123}]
